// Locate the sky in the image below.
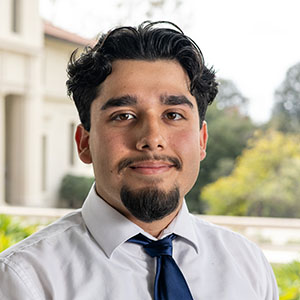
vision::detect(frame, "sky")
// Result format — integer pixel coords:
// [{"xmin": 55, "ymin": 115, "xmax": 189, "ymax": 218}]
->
[{"xmin": 40, "ymin": 0, "xmax": 300, "ymax": 124}]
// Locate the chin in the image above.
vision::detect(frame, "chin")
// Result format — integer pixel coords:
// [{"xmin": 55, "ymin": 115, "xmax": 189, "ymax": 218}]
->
[{"xmin": 120, "ymin": 185, "xmax": 180, "ymax": 223}]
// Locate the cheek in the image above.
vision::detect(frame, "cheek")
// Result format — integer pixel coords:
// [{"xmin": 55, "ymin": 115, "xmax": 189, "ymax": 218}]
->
[
  {"xmin": 171, "ymin": 129, "xmax": 201, "ymax": 189},
  {"xmin": 91, "ymin": 132, "xmax": 130, "ymax": 171},
  {"xmin": 171, "ymin": 129, "xmax": 201, "ymax": 160}
]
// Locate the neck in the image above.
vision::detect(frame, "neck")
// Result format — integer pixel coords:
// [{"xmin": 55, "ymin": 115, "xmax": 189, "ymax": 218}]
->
[{"xmin": 128, "ymin": 204, "xmax": 182, "ymax": 238}]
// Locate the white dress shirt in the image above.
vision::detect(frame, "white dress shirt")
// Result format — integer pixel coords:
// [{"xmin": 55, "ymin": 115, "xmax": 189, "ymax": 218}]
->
[{"xmin": 0, "ymin": 185, "xmax": 278, "ymax": 300}]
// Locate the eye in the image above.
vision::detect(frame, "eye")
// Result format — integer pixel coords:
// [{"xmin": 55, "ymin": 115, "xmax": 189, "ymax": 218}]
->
[
  {"xmin": 112, "ymin": 113, "xmax": 136, "ymax": 121},
  {"xmin": 165, "ymin": 112, "xmax": 184, "ymax": 120}
]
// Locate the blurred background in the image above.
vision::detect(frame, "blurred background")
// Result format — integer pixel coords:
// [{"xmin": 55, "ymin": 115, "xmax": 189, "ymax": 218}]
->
[{"xmin": 0, "ymin": 0, "xmax": 300, "ymax": 297}]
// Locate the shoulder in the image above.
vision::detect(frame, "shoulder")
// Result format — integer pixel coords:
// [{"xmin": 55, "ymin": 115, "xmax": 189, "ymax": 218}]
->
[
  {"xmin": 189, "ymin": 214, "xmax": 271, "ymax": 273},
  {"xmin": 186, "ymin": 215, "xmax": 278, "ymax": 299},
  {"xmin": 190, "ymin": 213, "xmax": 259, "ymax": 249},
  {"xmin": 0, "ymin": 209, "xmax": 85, "ymax": 261},
  {"xmin": 0, "ymin": 210, "xmax": 88, "ymax": 298},
  {"xmin": 189, "ymin": 214, "xmax": 278, "ymax": 298}
]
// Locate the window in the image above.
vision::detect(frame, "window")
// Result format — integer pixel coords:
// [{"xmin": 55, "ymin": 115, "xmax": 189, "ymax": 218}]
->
[
  {"xmin": 11, "ymin": 0, "xmax": 20, "ymax": 33},
  {"xmin": 41, "ymin": 135, "xmax": 47, "ymax": 191}
]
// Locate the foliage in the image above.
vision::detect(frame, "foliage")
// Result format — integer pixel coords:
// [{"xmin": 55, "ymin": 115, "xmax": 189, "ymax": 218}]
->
[
  {"xmin": 186, "ymin": 79, "xmax": 256, "ymax": 213},
  {"xmin": 59, "ymin": 174, "xmax": 94, "ymax": 208},
  {"xmin": 0, "ymin": 214, "xmax": 37, "ymax": 252},
  {"xmin": 201, "ymin": 130, "xmax": 300, "ymax": 217},
  {"xmin": 270, "ymin": 62, "xmax": 300, "ymax": 133},
  {"xmin": 213, "ymin": 79, "xmax": 248, "ymax": 113},
  {"xmin": 273, "ymin": 261, "xmax": 300, "ymax": 300}
]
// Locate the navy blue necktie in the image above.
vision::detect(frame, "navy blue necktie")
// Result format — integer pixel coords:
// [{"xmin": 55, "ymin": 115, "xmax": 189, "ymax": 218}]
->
[{"xmin": 128, "ymin": 233, "xmax": 193, "ymax": 300}]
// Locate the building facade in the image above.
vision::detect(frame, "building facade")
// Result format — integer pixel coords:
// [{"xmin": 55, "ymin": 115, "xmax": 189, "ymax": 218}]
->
[{"xmin": 0, "ymin": 0, "xmax": 93, "ymax": 207}]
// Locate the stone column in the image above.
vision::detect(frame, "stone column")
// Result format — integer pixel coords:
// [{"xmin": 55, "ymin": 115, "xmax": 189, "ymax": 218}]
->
[
  {"xmin": 22, "ymin": 54, "xmax": 43, "ymax": 206},
  {"xmin": 5, "ymin": 94, "xmax": 26, "ymax": 205},
  {"xmin": 6, "ymin": 54, "xmax": 43, "ymax": 207}
]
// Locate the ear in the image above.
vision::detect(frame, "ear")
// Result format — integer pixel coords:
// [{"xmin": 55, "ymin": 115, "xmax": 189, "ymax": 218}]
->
[
  {"xmin": 200, "ymin": 121, "xmax": 208, "ymax": 161},
  {"xmin": 75, "ymin": 124, "xmax": 92, "ymax": 164}
]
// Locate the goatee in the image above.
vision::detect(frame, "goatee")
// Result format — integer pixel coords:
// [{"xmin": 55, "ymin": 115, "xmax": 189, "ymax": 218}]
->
[{"xmin": 120, "ymin": 185, "xmax": 180, "ymax": 223}]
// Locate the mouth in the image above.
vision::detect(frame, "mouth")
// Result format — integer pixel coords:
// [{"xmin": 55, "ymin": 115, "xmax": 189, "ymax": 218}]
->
[
  {"xmin": 118, "ymin": 155, "xmax": 182, "ymax": 174},
  {"xmin": 129, "ymin": 161, "xmax": 175, "ymax": 175}
]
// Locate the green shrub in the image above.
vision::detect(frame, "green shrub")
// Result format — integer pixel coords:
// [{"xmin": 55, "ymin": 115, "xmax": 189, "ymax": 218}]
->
[
  {"xmin": 0, "ymin": 214, "xmax": 38, "ymax": 252},
  {"xmin": 273, "ymin": 261, "xmax": 300, "ymax": 300},
  {"xmin": 59, "ymin": 174, "xmax": 94, "ymax": 208}
]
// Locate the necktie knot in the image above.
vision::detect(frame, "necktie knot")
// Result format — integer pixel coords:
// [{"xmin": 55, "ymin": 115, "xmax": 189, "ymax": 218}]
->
[
  {"xmin": 127, "ymin": 233, "xmax": 175, "ymax": 257},
  {"xmin": 144, "ymin": 235, "xmax": 174, "ymax": 257}
]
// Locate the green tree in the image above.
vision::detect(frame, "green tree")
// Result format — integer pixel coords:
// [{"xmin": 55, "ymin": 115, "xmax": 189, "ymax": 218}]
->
[
  {"xmin": 270, "ymin": 62, "xmax": 300, "ymax": 132},
  {"xmin": 273, "ymin": 260, "xmax": 300, "ymax": 300},
  {"xmin": 201, "ymin": 130, "xmax": 300, "ymax": 217},
  {"xmin": 186, "ymin": 79, "xmax": 256, "ymax": 213},
  {"xmin": 0, "ymin": 215, "xmax": 37, "ymax": 252},
  {"xmin": 213, "ymin": 79, "xmax": 248, "ymax": 113}
]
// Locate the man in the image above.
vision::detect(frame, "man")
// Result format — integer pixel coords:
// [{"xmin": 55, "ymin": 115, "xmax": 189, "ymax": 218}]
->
[{"xmin": 0, "ymin": 21, "xmax": 278, "ymax": 299}]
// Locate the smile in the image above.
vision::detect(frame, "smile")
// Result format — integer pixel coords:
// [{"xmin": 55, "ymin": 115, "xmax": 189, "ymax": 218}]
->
[{"xmin": 129, "ymin": 162, "xmax": 175, "ymax": 175}]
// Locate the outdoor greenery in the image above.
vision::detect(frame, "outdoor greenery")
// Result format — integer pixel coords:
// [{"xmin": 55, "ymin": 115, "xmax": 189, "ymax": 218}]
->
[
  {"xmin": 273, "ymin": 261, "xmax": 300, "ymax": 300},
  {"xmin": 186, "ymin": 79, "xmax": 256, "ymax": 213},
  {"xmin": 59, "ymin": 174, "xmax": 94, "ymax": 208},
  {"xmin": 0, "ymin": 214, "xmax": 38, "ymax": 252},
  {"xmin": 201, "ymin": 130, "xmax": 300, "ymax": 217},
  {"xmin": 195, "ymin": 60, "xmax": 300, "ymax": 217},
  {"xmin": 269, "ymin": 62, "xmax": 300, "ymax": 133}
]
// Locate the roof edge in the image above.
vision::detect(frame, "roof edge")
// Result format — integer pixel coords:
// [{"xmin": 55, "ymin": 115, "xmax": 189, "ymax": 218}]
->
[{"xmin": 43, "ymin": 21, "xmax": 96, "ymax": 46}]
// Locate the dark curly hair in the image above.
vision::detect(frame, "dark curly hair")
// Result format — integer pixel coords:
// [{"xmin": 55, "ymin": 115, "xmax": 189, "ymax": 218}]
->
[{"xmin": 66, "ymin": 21, "xmax": 218, "ymax": 131}]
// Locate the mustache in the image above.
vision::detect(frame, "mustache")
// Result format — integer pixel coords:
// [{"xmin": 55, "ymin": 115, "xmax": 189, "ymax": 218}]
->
[{"xmin": 118, "ymin": 155, "xmax": 182, "ymax": 173}]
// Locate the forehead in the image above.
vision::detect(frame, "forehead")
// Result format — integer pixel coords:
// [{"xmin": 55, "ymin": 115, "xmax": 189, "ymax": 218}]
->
[{"xmin": 97, "ymin": 59, "xmax": 193, "ymax": 103}]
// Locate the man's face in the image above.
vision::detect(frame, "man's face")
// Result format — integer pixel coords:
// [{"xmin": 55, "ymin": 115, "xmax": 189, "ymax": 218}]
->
[{"xmin": 76, "ymin": 59, "xmax": 207, "ymax": 222}]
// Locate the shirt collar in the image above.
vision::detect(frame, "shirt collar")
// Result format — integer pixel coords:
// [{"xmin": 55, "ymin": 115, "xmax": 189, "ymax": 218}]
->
[
  {"xmin": 82, "ymin": 184, "xmax": 142, "ymax": 258},
  {"xmin": 82, "ymin": 184, "xmax": 199, "ymax": 258},
  {"xmin": 159, "ymin": 201, "xmax": 199, "ymax": 253}
]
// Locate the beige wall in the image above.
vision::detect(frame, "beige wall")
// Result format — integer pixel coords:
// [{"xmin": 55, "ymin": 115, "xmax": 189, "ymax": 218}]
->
[
  {"xmin": 0, "ymin": 0, "xmax": 43, "ymax": 206},
  {"xmin": 41, "ymin": 38, "xmax": 93, "ymax": 207},
  {"xmin": 0, "ymin": 0, "xmax": 42, "ymax": 49},
  {"xmin": 0, "ymin": 0, "xmax": 93, "ymax": 207},
  {"xmin": 43, "ymin": 38, "xmax": 74, "ymax": 99},
  {"xmin": 41, "ymin": 100, "xmax": 93, "ymax": 206}
]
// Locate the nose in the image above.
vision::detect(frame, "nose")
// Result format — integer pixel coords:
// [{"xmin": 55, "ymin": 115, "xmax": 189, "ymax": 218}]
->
[{"xmin": 136, "ymin": 115, "xmax": 167, "ymax": 151}]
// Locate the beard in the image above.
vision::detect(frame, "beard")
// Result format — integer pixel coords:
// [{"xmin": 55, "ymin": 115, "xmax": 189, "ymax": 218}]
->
[{"xmin": 120, "ymin": 185, "xmax": 180, "ymax": 223}]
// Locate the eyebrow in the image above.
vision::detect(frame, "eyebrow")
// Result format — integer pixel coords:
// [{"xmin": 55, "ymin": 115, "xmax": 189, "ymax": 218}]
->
[
  {"xmin": 160, "ymin": 95, "xmax": 194, "ymax": 109},
  {"xmin": 100, "ymin": 94, "xmax": 194, "ymax": 110},
  {"xmin": 100, "ymin": 95, "xmax": 137, "ymax": 110}
]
